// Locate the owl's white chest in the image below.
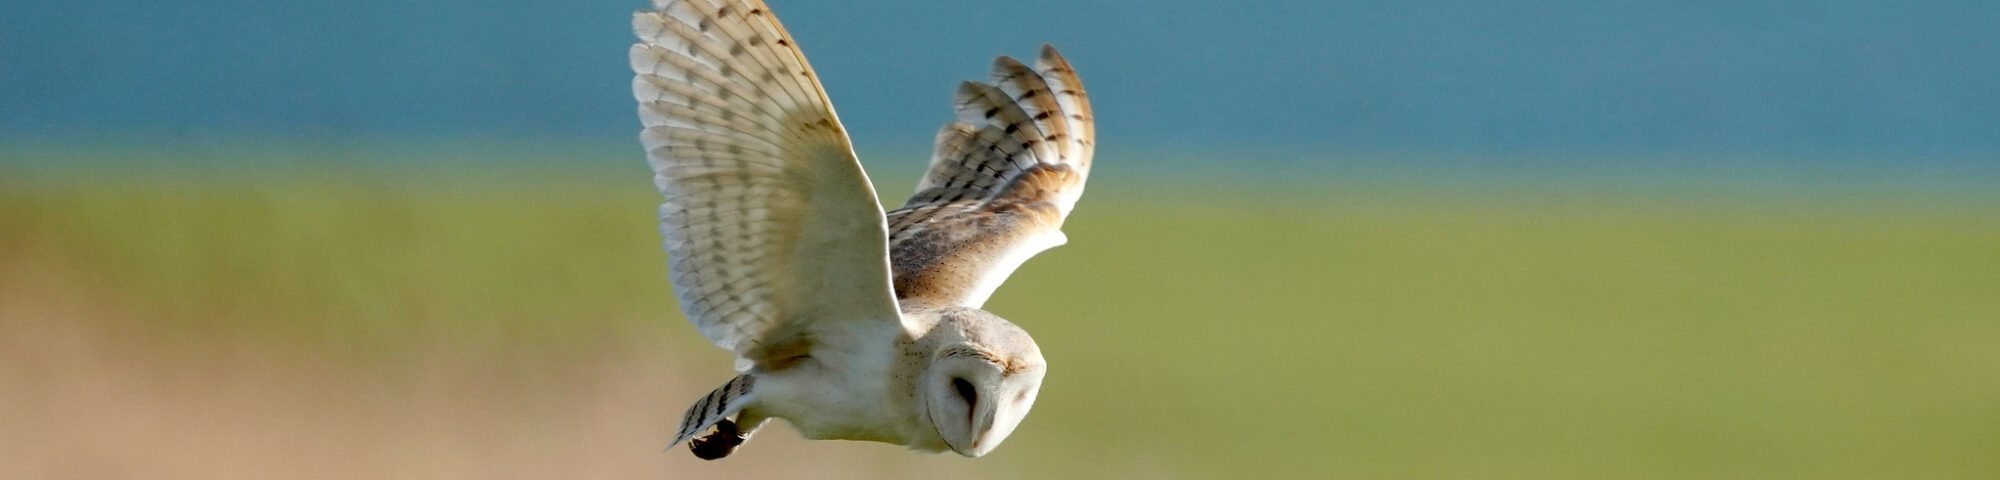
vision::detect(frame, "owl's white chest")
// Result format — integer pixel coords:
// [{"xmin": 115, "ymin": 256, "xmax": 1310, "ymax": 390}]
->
[{"xmin": 755, "ymin": 336, "xmax": 938, "ymax": 449}]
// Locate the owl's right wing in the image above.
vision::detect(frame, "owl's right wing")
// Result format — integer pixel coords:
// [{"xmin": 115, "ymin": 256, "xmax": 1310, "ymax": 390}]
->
[
  {"xmin": 631, "ymin": 0, "xmax": 902, "ymax": 369},
  {"xmin": 887, "ymin": 46, "xmax": 1095, "ymax": 309}
]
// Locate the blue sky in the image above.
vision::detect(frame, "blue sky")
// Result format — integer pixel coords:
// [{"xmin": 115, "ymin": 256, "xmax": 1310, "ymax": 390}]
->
[{"xmin": 3, "ymin": 0, "xmax": 1996, "ymax": 158}]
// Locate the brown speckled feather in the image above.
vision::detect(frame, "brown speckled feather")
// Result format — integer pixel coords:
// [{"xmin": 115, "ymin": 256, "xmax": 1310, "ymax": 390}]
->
[{"xmin": 889, "ymin": 46, "xmax": 1094, "ymax": 308}]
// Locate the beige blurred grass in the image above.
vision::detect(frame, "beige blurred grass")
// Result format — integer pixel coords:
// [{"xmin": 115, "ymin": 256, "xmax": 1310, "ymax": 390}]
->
[{"xmin": 3, "ymin": 167, "xmax": 1997, "ymax": 478}]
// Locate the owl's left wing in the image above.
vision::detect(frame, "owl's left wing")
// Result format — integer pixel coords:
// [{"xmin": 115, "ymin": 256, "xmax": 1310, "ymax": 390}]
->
[
  {"xmin": 888, "ymin": 46, "xmax": 1094, "ymax": 309},
  {"xmin": 632, "ymin": 0, "xmax": 902, "ymax": 369}
]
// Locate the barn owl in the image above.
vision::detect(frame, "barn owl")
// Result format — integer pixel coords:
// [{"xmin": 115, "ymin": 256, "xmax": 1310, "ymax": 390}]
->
[{"xmin": 628, "ymin": 0, "xmax": 1095, "ymax": 460}]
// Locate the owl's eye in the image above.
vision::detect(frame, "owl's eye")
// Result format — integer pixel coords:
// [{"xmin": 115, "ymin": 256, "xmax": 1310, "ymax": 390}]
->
[{"xmin": 952, "ymin": 377, "xmax": 978, "ymax": 409}]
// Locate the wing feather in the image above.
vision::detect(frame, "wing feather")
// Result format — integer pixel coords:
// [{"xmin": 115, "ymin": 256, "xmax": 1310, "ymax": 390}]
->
[
  {"xmin": 1034, "ymin": 45, "xmax": 1096, "ymax": 173},
  {"xmin": 955, "ymin": 81, "xmax": 1054, "ymax": 167},
  {"xmin": 633, "ymin": 0, "xmax": 901, "ymax": 367},
  {"xmin": 887, "ymin": 46, "xmax": 1094, "ymax": 308},
  {"xmin": 991, "ymin": 56, "xmax": 1074, "ymax": 163}
]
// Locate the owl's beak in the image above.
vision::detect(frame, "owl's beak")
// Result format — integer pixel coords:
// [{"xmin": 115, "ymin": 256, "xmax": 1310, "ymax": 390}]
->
[
  {"xmin": 949, "ymin": 411, "xmax": 998, "ymax": 457},
  {"xmin": 949, "ymin": 441, "xmax": 989, "ymax": 458}
]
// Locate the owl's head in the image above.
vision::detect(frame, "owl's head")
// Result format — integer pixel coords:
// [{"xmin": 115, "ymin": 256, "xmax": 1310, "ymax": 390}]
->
[{"xmin": 921, "ymin": 309, "xmax": 1046, "ymax": 457}]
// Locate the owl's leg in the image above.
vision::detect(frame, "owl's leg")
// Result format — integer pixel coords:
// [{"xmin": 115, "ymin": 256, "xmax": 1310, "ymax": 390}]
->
[{"xmin": 689, "ymin": 411, "xmax": 768, "ymax": 460}]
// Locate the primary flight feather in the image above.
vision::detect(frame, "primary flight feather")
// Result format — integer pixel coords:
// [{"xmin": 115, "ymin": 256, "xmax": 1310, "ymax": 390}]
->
[{"xmin": 630, "ymin": 0, "xmax": 1095, "ymax": 460}]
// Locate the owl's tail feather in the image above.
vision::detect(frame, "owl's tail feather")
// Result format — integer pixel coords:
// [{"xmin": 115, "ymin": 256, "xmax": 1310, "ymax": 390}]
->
[{"xmin": 669, "ymin": 374, "xmax": 757, "ymax": 451}]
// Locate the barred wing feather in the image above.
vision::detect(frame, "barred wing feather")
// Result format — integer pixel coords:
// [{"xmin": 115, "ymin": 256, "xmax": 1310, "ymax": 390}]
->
[
  {"xmin": 888, "ymin": 46, "xmax": 1095, "ymax": 308},
  {"xmin": 632, "ymin": 0, "xmax": 901, "ymax": 368}
]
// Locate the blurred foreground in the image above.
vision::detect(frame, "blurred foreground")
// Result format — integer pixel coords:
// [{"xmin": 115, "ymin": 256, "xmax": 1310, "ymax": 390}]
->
[{"xmin": 3, "ymin": 159, "xmax": 1997, "ymax": 478}]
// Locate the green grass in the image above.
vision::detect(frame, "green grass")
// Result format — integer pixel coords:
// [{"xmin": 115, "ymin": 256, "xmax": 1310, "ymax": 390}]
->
[{"xmin": 4, "ymin": 162, "xmax": 1997, "ymax": 478}]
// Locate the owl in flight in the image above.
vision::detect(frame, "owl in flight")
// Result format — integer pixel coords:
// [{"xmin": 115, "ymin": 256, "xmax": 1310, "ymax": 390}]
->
[{"xmin": 628, "ymin": 0, "xmax": 1094, "ymax": 460}]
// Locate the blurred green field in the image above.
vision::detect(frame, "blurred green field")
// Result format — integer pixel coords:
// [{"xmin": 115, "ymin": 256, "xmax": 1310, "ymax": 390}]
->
[{"xmin": 3, "ymin": 160, "xmax": 1997, "ymax": 479}]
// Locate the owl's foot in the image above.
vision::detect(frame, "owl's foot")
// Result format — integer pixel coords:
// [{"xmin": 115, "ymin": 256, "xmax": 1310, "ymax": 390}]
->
[{"xmin": 689, "ymin": 419, "xmax": 745, "ymax": 460}]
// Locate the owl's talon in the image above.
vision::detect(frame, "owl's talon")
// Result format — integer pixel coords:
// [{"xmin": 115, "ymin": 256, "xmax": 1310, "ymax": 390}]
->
[{"xmin": 689, "ymin": 419, "xmax": 745, "ymax": 460}]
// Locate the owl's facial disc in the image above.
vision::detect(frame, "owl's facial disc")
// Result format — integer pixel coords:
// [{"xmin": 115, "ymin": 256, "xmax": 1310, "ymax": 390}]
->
[{"xmin": 927, "ymin": 349, "xmax": 1045, "ymax": 457}]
